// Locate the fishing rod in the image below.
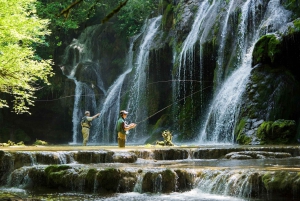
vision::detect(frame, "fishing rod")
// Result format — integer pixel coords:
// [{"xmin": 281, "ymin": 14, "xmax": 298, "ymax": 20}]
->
[{"xmin": 135, "ymin": 85, "xmax": 212, "ymax": 124}]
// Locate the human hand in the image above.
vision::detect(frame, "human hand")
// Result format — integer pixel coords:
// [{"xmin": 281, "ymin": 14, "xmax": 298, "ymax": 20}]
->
[{"xmin": 130, "ymin": 123, "xmax": 137, "ymax": 128}]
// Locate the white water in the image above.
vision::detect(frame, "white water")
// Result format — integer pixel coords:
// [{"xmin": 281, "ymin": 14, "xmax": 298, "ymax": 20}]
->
[
  {"xmin": 198, "ymin": 0, "xmax": 291, "ymax": 144},
  {"xmin": 215, "ymin": 0, "xmax": 235, "ymax": 88},
  {"xmin": 61, "ymin": 25, "xmax": 106, "ymax": 145},
  {"xmin": 126, "ymin": 16, "xmax": 162, "ymax": 142},
  {"xmin": 91, "ymin": 35, "xmax": 139, "ymax": 143},
  {"xmin": 172, "ymin": 0, "xmax": 219, "ymax": 133}
]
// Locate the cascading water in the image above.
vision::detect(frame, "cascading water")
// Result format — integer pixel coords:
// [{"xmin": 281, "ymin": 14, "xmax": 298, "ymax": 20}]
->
[
  {"xmin": 92, "ymin": 35, "xmax": 139, "ymax": 143},
  {"xmin": 198, "ymin": 0, "xmax": 291, "ymax": 144},
  {"xmin": 215, "ymin": 0, "xmax": 235, "ymax": 88},
  {"xmin": 126, "ymin": 16, "xmax": 162, "ymax": 142},
  {"xmin": 172, "ymin": 0, "xmax": 220, "ymax": 134},
  {"xmin": 60, "ymin": 25, "xmax": 106, "ymax": 145}
]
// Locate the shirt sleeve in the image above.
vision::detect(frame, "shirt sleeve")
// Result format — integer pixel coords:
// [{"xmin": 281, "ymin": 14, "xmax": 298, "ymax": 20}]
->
[{"xmin": 86, "ymin": 117, "xmax": 93, "ymax": 121}]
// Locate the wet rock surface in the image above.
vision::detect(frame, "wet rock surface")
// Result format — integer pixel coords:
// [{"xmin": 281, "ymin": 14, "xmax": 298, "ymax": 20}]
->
[
  {"xmin": 0, "ymin": 146, "xmax": 300, "ymax": 199},
  {"xmin": 225, "ymin": 151, "xmax": 292, "ymax": 160}
]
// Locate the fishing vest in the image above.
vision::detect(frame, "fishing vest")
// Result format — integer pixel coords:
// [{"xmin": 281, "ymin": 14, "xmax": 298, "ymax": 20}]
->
[
  {"xmin": 81, "ymin": 116, "xmax": 92, "ymax": 128},
  {"xmin": 116, "ymin": 117, "xmax": 126, "ymax": 135}
]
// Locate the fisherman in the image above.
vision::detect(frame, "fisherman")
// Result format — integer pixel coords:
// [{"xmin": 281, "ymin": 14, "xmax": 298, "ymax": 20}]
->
[
  {"xmin": 81, "ymin": 111, "xmax": 100, "ymax": 146},
  {"xmin": 156, "ymin": 130, "xmax": 174, "ymax": 146},
  {"xmin": 116, "ymin": 110, "xmax": 137, "ymax": 148}
]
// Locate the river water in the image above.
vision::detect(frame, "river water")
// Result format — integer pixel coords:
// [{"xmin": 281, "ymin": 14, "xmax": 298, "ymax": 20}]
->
[{"xmin": 1, "ymin": 145, "xmax": 299, "ymax": 200}]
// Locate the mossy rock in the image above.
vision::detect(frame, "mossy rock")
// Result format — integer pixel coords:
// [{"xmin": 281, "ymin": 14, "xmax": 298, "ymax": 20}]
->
[
  {"xmin": 257, "ymin": 119, "xmax": 296, "ymax": 144},
  {"xmin": 45, "ymin": 165, "xmax": 71, "ymax": 188},
  {"xmin": 85, "ymin": 168, "xmax": 98, "ymax": 192},
  {"xmin": 142, "ymin": 169, "xmax": 176, "ymax": 193},
  {"xmin": 262, "ymin": 171, "xmax": 300, "ymax": 194},
  {"xmin": 252, "ymin": 34, "xmax": 282, "ymax": 66},
  {"xmin": 96, "ymin": 168, "xmax": 121, "ymax": 193},
  {"xmin": 235, "ymin": 118, "xmax": 252, "ymax": 145}
]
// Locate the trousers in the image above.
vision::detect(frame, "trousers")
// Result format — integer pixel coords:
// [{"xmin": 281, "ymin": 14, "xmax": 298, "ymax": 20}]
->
[
  {"xmin": 118, "ymin": 132, "xmax": 126, "ymax": 148},
  {"xmin": 82, "ymin": 127, "xmax": 90, "ymax": 146}
]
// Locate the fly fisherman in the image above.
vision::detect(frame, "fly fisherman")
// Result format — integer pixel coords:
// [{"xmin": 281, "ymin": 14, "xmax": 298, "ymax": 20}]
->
[
  {"xmin": 116, "ymin": 110, "xmax": 137, "ymax": 148},
  {"xmin": 81, "ymin": 111, "xmax": 100, "ymax": 146}
]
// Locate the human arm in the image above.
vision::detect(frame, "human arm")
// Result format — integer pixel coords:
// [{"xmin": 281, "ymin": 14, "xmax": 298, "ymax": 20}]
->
[
  {"xmin": 123, "ymin": 122, "xmax": 137, "ymax": 131},
  {"xmin": 91, "ymin": 113, "xmax": 100, "ymax": 120}
]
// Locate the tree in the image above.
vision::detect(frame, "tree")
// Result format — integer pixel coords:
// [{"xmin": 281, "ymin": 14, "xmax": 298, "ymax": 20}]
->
[{"xmin": 0, "ymin": 0, "xmax": 53, "ymax": 114}]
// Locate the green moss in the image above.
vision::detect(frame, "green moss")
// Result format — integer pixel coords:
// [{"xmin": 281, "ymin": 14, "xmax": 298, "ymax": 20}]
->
[
  {"xmin": 252, "ymin": 34, "xmax": 282, "ymax": 65},
  {"xmin": 162, "ymin": 4, "xmax": 174, "ymax": 30},
  {"xmin": 45, "ymin": 165, "xmax": 71, "ymax": 175},
  {"xmin": 282, "ymin": 0, "xmax": 300, "ymax": 20},
  {"xmin": 262, "ymin": 171, "xmax": 300, "ymax": 193},
  {"xmin": 45, "ymin": 165, "xmax": 71, "ymax": 188},
  {"xmin": 85, "ymin": 168, "xmax": 98, "ymax": 192},
  {"xmin": 96, "ymin": 168, "xmax": 121, "ymax": 193},
  {"xmin": 235, "ymin": 118, "xmax": 252, "ymax": 145},
  {"xmin": 257, "ymin": 119, "xmax": 296, "ymax": 144}
]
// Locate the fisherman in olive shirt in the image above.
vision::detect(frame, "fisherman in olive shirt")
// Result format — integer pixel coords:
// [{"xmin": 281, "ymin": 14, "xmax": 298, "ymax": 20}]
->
[
  {"xmin": 116, "ymin": 110, "xmax": 136, "ymax": 148},
  {"xmin": 81, "ymin": 111, "xmax": 100, "ymax": 146}
]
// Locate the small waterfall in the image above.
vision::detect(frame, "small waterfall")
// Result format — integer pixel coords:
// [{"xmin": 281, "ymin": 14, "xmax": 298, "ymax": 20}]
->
[
  {"xmin": 92, "ymin": 35, "xmax": 139, "ymax": 143},
  {"xmin": 199, "ymin": 0, "xmax": 291, "ymax": 144},
  {"xmin": 61, "ymin": 25, "xmax": 106, "ymax": 145},
  {"xmin": 172, "ymin": 1, "xmax": 219, "ymax": 134},
  {"xmin": 126, "ymin": 16, "xmax": 162, "ymax": 142},
  {"xmin": 215, "ymin": 0, "xmax": 235, "ymax": 88},
  {"xmin": 196, "ymin": 169, "xmax": 262, "ymax": 198}
]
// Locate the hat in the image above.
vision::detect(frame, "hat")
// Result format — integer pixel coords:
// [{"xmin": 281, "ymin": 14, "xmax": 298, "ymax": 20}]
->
[
  {"xmin": 120, "ymin": 110, "xmax": 128, "ymax": 115},
  {"xmin": 85, "ymin": 111, "xmax": 90, "ymax": 115}
]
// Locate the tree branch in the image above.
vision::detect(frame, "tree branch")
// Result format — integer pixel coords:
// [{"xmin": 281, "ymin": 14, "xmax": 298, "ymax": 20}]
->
[
  {"xmin": 101, "ymin": 0, "xmax": 129, "ymax": 24},
  {"xmin": 58, "ymin": 0, "xmax": 84, "ymax": 18}
]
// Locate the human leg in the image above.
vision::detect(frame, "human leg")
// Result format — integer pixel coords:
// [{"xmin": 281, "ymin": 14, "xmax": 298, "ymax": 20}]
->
[{"xmin": 82, "ymin": 127, "xmax": 90, "ymax": 146}]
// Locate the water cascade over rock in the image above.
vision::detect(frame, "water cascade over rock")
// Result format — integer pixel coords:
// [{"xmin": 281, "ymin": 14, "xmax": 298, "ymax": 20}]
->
[
  {"xmin": 0, "ymin": 147, "xmax": 300, "ymax": 200},
  {"xmin": 59, "ymin": 0, "xmax": 300, "ymax": 145}
]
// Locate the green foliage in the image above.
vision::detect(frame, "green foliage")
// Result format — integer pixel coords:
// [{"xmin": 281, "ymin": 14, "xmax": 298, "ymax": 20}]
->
[
  {"xmin": 116, "ymin": 0, "xmax": 157, "ymax": 37},
  {"xmin": 33, "ymin": 139, "xmax": 48, "ymax": 145},
  {"xmin": 0, "ymin": 0, "xmax": 53, "ymax": 114},
  {"xmin": 36, "ymin": 0, "xmax": 98, "ymax": 32}
]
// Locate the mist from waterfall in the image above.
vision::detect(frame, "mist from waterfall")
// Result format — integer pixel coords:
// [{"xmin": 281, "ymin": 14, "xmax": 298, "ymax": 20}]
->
[{"xmin": 198, "ymin": 0, "xmax": 291, "ymax": 144}]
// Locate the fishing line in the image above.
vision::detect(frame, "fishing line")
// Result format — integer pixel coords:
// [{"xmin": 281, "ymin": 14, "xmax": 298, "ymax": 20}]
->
[
  {"xmin": 35, "ymin": 94, "xmax": 104, "ymax": 102},
  {"xmin": 35, "ymin": 80, "xmax": 212, "ymax": 102},
  {"xmin": 135, "ymin": 85, "xmax": 212, "ymax": 124}
]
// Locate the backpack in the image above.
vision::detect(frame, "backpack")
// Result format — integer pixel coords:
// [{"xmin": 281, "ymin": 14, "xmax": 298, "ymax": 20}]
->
[{"xmin": 81, "ymin": 116, "xmax": 92, "ymax": 127}]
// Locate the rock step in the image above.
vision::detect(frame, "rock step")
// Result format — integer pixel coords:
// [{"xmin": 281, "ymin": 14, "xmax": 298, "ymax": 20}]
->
[{"xmin": 6, "ymin": 164, "xmax": 300, "ymax": 199}]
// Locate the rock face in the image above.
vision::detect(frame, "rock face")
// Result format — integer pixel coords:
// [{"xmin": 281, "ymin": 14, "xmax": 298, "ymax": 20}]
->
[{"xmin": 236, "ymin": 18, "xmax": 300, "ymax": 144}]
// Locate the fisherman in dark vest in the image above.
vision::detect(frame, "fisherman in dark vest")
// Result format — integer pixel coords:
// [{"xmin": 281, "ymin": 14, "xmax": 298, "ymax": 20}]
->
[
  {"xmin": 116, "ymin": 110, "xmax": 136, "ymax": 148},
  {"xmin": 81, "ymin": 111, "xmax": 100, "ymax": 146}
]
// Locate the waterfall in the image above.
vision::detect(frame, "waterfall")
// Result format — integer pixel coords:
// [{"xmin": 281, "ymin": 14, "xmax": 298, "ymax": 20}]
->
[
  {"xmin": 126, "ymin": 16, "xmax": 162, "ymax": 142},
  {"xmin": 172, "ymin": 0, "xmax": 220, "ymax": 134},
  {"xmin": 215, "ymin": 0, "xmax": 235, "ymax": 88},
  {"xmin": 198, "ymin": 0, "xmax": 291, "ymax": 144},
  {"xmin": 60, "ymin": 25, "xmax": 106, "ymax": 145},
  {"xmin": 196, "ymin": 169, "xmax": 262, "ymax": 198},
  {"xmin": 91, "ymin": 35, "xmax": 139, "ymax": 143}
]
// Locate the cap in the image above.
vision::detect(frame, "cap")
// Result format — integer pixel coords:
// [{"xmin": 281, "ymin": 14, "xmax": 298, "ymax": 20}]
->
[
  {"xmin": 85, "ymin": 111, "xmax": 90, "ymax": 115},
  {"xmin": 120, "ymin": 110, "xmax": 128, "ymax": 115}
]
